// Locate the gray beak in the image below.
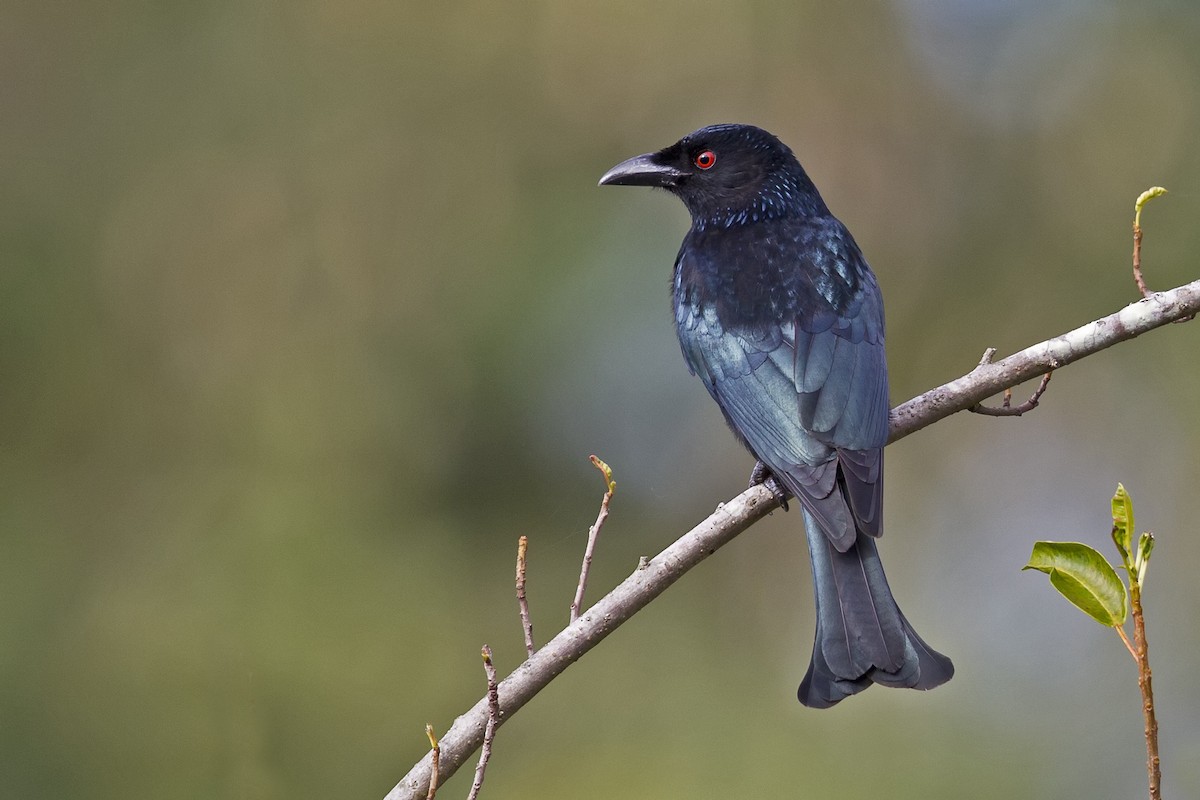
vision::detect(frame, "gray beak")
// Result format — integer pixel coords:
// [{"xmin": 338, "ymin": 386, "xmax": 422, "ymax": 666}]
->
[{"xmin": 598, "ymin": 153, "xmax": 686, "ymax": 188}]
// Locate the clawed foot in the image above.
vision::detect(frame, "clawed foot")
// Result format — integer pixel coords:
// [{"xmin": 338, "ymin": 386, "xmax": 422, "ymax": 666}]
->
[{"xmin": 748, "ymin": 460, "xmax": 790, "ymax": 511}]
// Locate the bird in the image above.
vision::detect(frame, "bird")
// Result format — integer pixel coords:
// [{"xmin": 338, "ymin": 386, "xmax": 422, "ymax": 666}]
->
[{"xmin": 599, "ymin": 124, "xmax": 953, "ymax": 707}]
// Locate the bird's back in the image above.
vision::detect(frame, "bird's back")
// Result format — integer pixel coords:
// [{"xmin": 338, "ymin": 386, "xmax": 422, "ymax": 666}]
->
[{"xmin": 672, "ymin": 213, "xmax": 889, "ymax": 457}]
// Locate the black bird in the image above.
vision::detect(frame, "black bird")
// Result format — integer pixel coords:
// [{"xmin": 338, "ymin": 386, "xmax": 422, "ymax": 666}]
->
[{"xmin": 599, "ymin": 124, "xmax": 953, "ymax": 707}]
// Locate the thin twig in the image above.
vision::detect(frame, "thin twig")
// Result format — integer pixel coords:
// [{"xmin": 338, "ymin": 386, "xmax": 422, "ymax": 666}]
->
[
  {"xmin": 1130, "ymin": 582, "xmax": 1162, "ymax": 800},
  {"xmin": 969, "ymin": 369, "xmax": 1054, "ymax": 417},
  {"xmin": 466, "ymin": 646, "xmax": 500, "ymax": 800},
  {"xmin": 515, "ymin": 536, "xmax": 535, "ymax": 657},
  {"xmin": 386, "ymin": 277, "xmax": 1200, "ymax": 800},
  {"xmin": 570, "ymin": 456, "xmax": 616, "ymax": 623},
  {"xmin": 424, "ymin": 725, "xmax": 440, "ymax": 800},
  {"xmin": 1133, "ymin": 226, "xmax": 1149, "ymax": 298},
  {"xmin": 1132, "ymin": 187, "xmax": 1167, "ymax": 299}
]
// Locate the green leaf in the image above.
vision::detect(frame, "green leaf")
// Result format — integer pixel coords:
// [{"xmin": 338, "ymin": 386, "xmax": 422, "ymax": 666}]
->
[
  {"xmin": 1111, "ymin": 483, "xmax": 1134, "ymax": 568},
  {"xmin": 1024, "ymin": 541, "xmax": 1128, "ymax": 626}
]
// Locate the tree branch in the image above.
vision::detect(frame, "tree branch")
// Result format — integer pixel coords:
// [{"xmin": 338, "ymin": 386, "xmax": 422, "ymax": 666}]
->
[
  {"xmin": 386, "ymin": 488, "xmax": 776, "ymax": 800},
  {"xmin": 385, "ymin": 278, "xmax": 1200, "ymax": 800},
  {"xmin": 888, "ymin": 280, "xmax": 1200, "ymax": 442}
]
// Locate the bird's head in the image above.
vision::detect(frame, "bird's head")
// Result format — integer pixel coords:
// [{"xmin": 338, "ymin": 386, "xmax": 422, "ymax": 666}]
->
[{"xmin": 598, "ymin": 124, "xmax": 828, "ymax": 225}]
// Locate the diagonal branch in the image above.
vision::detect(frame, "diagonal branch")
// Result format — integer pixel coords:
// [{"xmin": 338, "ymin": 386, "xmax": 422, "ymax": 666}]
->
[
  {"xmin": 386, "ymin": 488, "xmax": 776, "ymax": 800},
  {"xmin": 385, "ymin": 277, "xmax": 1200, "ymax": 800},
  {"xmin": 888, "ymin": 281, "xmax": 1200, "ymax": 442}
]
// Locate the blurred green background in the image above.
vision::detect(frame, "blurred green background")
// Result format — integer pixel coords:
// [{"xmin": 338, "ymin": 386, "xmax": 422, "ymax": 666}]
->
[{"xmin": 5, "ymin": 1, "xmax": 1200, "ymax": 797}]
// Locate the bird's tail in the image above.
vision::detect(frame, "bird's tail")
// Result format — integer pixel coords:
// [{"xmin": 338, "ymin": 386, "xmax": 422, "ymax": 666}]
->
[{"xmin": 797, "ymin": 510, "xmax": 954, "ymax": 708}]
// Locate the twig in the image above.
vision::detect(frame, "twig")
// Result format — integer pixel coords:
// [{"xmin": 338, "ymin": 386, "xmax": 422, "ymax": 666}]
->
[
  {"xmin": 1133, "ymin": 226, "xmax": 1149, "ymax": 298},
  {"xmin": 1130, "ymin": 580, "xmax": 1162, "ymax": 800},
  {"xmin": 1132, "ymin": 187, "xmax": 1167, "ymax": 299},
  {"xmin": 1114, "ymin": 624, "xmax": 1138, "ymax": 662},
  {"xmin": 969, "ymin": 369, "xmax": 1054, "ymax": 417},
  {"xmin": 424, "ymin": 725, "xmax": 440, "ymax": 800},
  {"xmin": 385, "ymin": 276, "xmax": 1200, "ymax": 800},
  {"xmin": 466, "ymin": 646, "xmax": 500, "ymax": 800},
  {"xmin": 570, "ymin": 456, "xmax": 616, "ymax": 623},
  {"xmin": 515, "ymin": 537, "xmax": 535, "ymax": 657}
]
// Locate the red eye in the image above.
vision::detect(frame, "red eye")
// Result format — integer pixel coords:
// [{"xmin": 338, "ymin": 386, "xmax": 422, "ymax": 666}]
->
[{"xmin": 694, "ymin": 150, "xmax": 716, "ymax": 170}]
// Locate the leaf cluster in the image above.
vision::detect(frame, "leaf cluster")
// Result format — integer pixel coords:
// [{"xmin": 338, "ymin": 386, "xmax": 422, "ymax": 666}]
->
[{"xmin": 1023, "ymin": 483, "xmax": 1154, "ymax": 628}]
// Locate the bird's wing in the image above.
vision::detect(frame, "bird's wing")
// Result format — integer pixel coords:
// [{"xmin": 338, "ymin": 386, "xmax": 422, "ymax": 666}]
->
[{"xmin": 674, "ymin": 225, "xmax": 888, "ymax": 549}]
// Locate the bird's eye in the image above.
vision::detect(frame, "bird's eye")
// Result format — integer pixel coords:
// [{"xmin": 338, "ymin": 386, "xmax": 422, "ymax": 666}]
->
[{"xmin": 694, "ymin": 150, "xmax": 716, "ymax": 170}]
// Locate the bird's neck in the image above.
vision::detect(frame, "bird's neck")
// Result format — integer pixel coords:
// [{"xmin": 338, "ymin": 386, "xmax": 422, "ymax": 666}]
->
[{"xmin": 688, "ymin": 170, "xmax": 830, "ymax": 232}]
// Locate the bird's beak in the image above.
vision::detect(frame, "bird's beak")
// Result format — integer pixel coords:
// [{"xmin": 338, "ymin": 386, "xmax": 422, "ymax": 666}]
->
[{"xmin": 598, "ymin": 153, "xmax": 686, "ymax": 188}]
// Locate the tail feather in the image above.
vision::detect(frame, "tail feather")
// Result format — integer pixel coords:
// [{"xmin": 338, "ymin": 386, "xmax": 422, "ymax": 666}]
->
[{"xmin": 797, "ymin": 510, "xmax": 953, "ymax": 708}]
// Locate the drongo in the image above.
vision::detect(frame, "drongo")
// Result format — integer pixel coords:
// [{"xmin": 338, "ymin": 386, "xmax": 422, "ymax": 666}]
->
[{"xmin": 599, "ymin": 124, "xmax": 952, "ymax": 707}]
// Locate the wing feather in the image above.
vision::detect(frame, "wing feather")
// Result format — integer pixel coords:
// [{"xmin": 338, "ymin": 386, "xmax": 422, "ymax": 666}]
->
[{"xmin": 674, "ymin": 229, "xmax": 888, "ymax": 550}]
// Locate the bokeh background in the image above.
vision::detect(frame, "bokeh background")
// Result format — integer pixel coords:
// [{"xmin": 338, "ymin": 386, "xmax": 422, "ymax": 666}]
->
[{"xmin": 5, "ymin": 1, "xmax": 1200, "ymax": 797}]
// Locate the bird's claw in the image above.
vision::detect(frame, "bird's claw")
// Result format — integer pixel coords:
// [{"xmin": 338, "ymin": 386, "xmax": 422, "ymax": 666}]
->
[{"xmin": 748, "ymin": 460, "xmax": 790, "ymax": 511}]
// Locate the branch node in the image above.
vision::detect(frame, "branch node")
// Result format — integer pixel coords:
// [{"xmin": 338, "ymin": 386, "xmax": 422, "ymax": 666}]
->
[{"xmin": 977, "ymin": 346, "xmax": 997, "ymax": 367}]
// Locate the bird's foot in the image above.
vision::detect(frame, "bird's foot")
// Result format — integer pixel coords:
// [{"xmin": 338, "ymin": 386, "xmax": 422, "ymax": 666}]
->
[{"xmin": 748, "ymin": 461, "xmax": 790, "ymax": 511}]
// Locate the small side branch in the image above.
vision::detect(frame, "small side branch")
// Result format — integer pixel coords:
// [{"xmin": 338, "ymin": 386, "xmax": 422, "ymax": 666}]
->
[
  {"xmin": 570, "ymin": 456, "xmax": 616, "ymax": 623},
  {"xmin": 969, "ymin": 369, "xmax": 1053, "ymax": 417},
  {"xmin": 424, "ymin": 725, "xmax": 440, "ymax": 800},
  {"xmin": 1133, "ymin": 225, "xmax": 1149, "ymax": 297},
  {"xmin": 1132, "ymin": 187, "xmax": 1167, "ymax": 299},
  {"xmin": 515, "ymin": 536, "xmax": 535, "ymax": 657},
  {"xmin": 466, "ymin": 646, "xmax": 501, "ymax": 800}
]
